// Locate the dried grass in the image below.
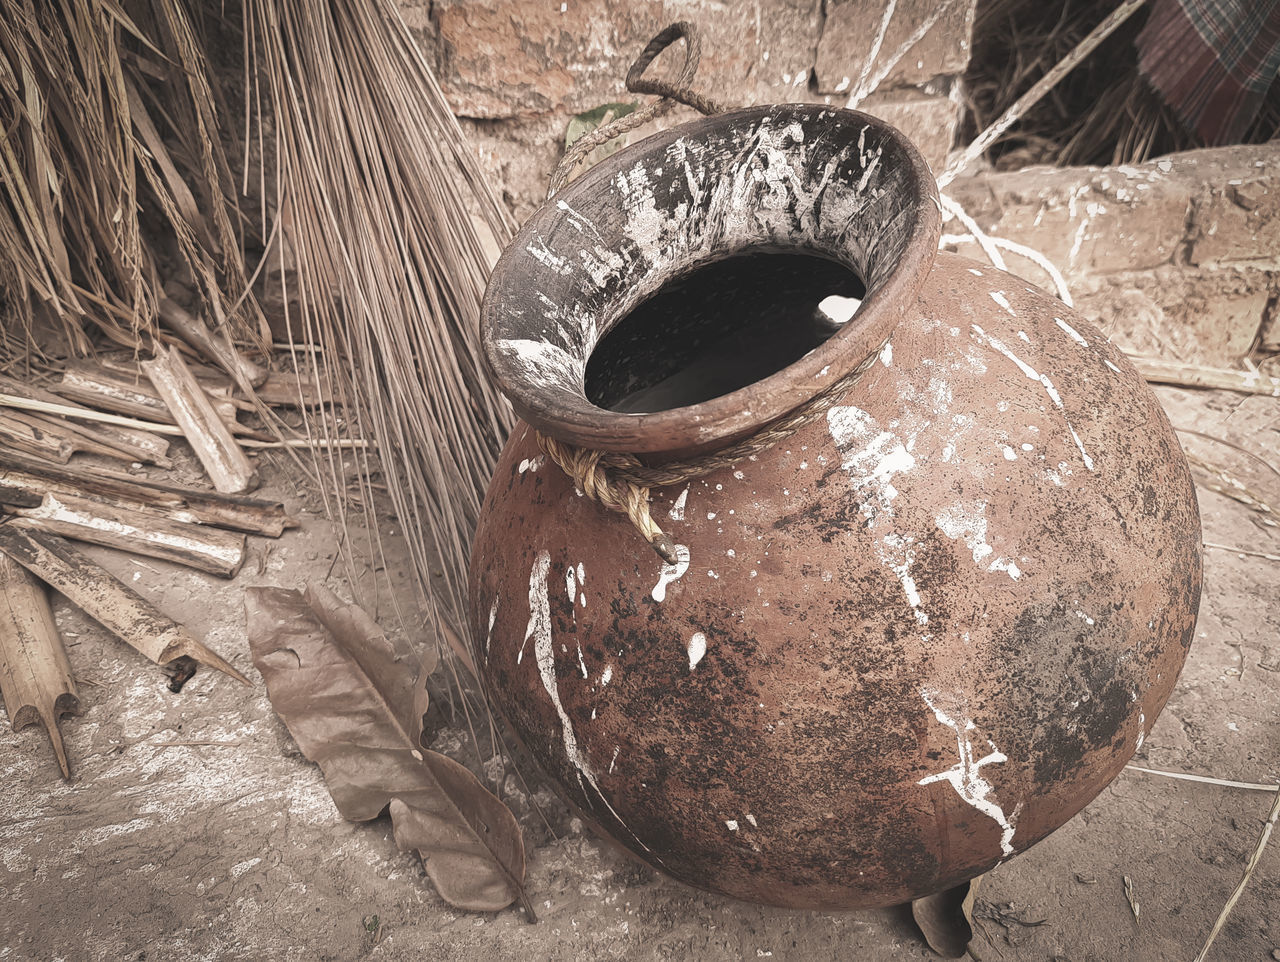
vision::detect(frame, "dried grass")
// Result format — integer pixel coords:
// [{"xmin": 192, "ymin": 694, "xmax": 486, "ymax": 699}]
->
[
  {"xmin": 241, "ymin": 0, "xmax": 515, "ymax": 659},
  {"xmin": 963, "ymin": 0, "xmax": 1280, "ymax": 169},
  {"xmin": 0, "ymin": 0, "xmax": 262, "ymax": 362}
]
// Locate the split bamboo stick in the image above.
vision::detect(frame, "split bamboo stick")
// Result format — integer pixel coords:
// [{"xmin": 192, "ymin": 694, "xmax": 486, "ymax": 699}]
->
[
  {"xmin": 142, "ymin": 346, "xmax": 259, "ymax": 494},
  {"xmin": 0, "ymin": 549, "xmax": 81, "ymax": 778},
  {"xmin": 0, "ymin": 451, "xmax": 293, "ymax": 537},
  {"xmin": 0, "ymin": 373, "xmax": 171, "ymax": 465},
  {"xmin": 0, "ymin": 527, "xmax": 250, "ymax": 685},
  {"xmin": 8, "ymin": 492, "xmax": 247, "ymax": 578}
]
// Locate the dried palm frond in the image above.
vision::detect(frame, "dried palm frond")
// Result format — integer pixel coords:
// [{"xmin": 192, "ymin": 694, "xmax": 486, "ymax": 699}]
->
[
  {"xmin": 0, "ymin": 0, "xmax": 262, "ymax": 366},
  {"xmin": 243, "ymin": 0, "xmax": 515, "ymax": 655},
  {"xmin": 962, "ymin": 0, "xmax": 1280, "ymax": 170}
]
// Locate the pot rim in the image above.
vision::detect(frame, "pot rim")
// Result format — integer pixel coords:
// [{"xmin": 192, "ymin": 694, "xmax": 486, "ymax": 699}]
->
[{"xmin": 482, "ymin": 103, "xmax": 943, "ymax": 459}]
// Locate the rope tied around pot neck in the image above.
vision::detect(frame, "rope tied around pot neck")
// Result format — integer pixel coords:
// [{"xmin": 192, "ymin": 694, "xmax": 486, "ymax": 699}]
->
[
  {"xmin": 535, "ymin": 344, "xmax": 885, "ymax": 564},
  {"xmin": 537, "ymin": 22, "xmax": 881, "ymax": 563}
]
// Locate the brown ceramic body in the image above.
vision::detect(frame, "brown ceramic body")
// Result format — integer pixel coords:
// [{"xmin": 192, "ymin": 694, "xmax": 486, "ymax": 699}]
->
[{"xmin": 470, "ymin": 105, "xmax": 1201, "ymax": 910}]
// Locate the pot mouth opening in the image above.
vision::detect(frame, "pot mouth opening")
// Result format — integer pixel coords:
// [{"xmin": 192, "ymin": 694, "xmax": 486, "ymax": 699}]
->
[
  {"xmin": 482, "ymin": 104, "xmax": 942, "ymax": 458},
  {"xmin": 583, "ymin": 248, "xmax": 867, "ymax": 414}
]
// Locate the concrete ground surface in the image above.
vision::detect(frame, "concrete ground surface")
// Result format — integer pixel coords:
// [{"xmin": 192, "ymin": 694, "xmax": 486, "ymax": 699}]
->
[{"xmin": 0, "ymin": 385, "xmax": 1276, "ymax": 962}]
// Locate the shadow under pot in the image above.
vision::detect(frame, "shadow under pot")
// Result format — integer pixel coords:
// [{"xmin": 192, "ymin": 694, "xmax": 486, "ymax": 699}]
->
[{"xmin": 470, "ymin": 103, "xmax": 1201, "ymax": 910}]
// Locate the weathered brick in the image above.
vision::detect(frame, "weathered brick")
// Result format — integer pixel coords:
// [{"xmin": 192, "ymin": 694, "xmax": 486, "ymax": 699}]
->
[
  {"xmin": 431, "ymin": 0, "xmax": 826, "ymax": 119},
  {"xmin": 857, "ymin": 85, "xmax": 960, "ymax": 175},
  {"xmin": 1070, "ymin": 265, "xmax": 1274, "ymax": 368},
  {"xmin": 1190, "ymin": 172, "xmax": 1280, "ymax": 267},
  {"xmin": 666, "ymin": 0, "xmax": 824, "ymax": 110},
  {"xmin": 432, "ymin": 0, "xmax": 664, "ymax": 118},
  {"xmin": 814, "ymin": 0, "xmax": 976, "ymax": 95},
  {"xmin": 946, "ymin": 162, "xmax": 1193, "ymax": 277}
]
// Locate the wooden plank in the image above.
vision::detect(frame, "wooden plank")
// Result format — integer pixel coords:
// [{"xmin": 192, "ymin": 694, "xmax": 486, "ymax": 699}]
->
[
  {"xmin": 142, "ymin": 346, "xmax": 259, "ymax": 494},
  {"xmin": 159, "ymin": 297, "xmax": 269, "ymax": 388},
  {"xmin": 8, "ymin": 492, "xmax": 247, "ymax": 578},
  {"xmin": 56, "ymin": 363, "xmax": 249, "ymax": 435},
  {"xmin": 0, "ymin": 528, "xmax": 249, "ymax": 685},
  {"xmin": 1, "ymin": 409, "xmax": 136, "ymax": 463}
]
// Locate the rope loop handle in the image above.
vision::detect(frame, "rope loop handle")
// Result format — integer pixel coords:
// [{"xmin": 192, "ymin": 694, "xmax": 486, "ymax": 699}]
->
[{"xmin": 547, "ymin": 22, "xmax": 729, "ymax": 197}]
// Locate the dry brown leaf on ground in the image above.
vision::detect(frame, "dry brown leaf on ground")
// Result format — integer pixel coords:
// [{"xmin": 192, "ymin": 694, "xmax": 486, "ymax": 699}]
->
[
  {"xmin": 302, "ymin": 583, "xmax": 435, "ymax": 746},
  {"xmin": 912, "ymin": 876, "xmax": 981, "ymax": 958},
  {"xmin": 244, "ymin": 586, "xmax": 532, "ymax": 918}
]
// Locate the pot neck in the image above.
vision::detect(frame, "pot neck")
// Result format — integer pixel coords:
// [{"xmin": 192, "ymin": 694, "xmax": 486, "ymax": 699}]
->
[{"xmin": 482, "ymin": 104, "xmax": 942, "ymax": 461}]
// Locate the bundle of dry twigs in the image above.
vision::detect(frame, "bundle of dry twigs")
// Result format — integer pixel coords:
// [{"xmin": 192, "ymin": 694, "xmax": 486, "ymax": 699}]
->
[{"xmin": 242, "ymin": 0, "xmax": 515, "ymax": 655}]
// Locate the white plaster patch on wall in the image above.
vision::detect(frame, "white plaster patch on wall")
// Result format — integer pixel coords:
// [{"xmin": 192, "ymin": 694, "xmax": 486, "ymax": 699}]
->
[
  {"xmin": 651, "ymin": 544, "xmax": 691, "ymax": 602},
  {"xmin": 970, "ymin": 325, "xmax": 1095, "ymax": 472},
  {"xmin": 918, "ymin": 688, "xmax": 1021, "ymax": 858},
  {"xmin": 935, "ymin": 501, "xmax": 1024, "ymax": 580}
]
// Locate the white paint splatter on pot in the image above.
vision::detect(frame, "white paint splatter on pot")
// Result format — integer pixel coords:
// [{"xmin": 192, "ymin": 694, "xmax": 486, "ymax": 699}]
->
[
  {"xmin": 934, "ymin": 501, "xmax": 1023, "ymax": 580},
  {"xmin": 485, "ymin": 596, "xmax": 499, "ymax": 659},
  {"xmin": 1054, "ymin": 317, "xmax": 1088, "ymax": 347},
  {"xmin": 518, "ymin": 552, "xmax": 551, "ymax": 665},
  {"xmin": 989, "ymin": 291, "xmax": 1016, "ymax": 316},
  {"xmin": 669, "ymin": 486, "xmax": 689, "ymax": 521},
  {"xmin": 687, "ymin": 632, "xmax": 708, "ymax": 670},
  {"xmin": 652, "ymin": 544, "xmax": 691, "ymax": 602},
  {"xmin": 970, "ymin": 325, "xmax": 1095, "ymax": 471},
  {"xmin": 918, "ymin": 688, "xmax": 1021, "ymax": 858}
]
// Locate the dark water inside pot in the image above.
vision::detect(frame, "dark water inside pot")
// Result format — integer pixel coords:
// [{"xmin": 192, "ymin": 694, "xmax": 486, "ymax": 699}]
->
[{"xmin": 584, "ymin": 251, "xmax": 866, "ymax": 414}]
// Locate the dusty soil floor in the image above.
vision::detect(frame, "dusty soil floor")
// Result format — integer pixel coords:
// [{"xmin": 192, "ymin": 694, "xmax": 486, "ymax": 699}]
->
[{"xmin": 1, "ymin": 386, "xmax": 1277, "ymax": 962}]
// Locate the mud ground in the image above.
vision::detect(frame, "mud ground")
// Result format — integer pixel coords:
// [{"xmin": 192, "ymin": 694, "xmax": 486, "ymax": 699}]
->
[{"xmin": 1, "ymin": 385, "xmax": 1277, "ymax": 962}]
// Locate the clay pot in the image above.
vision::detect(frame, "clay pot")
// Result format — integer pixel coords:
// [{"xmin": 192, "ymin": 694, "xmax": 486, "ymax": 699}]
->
[{"xmin": 469, "ymin": 104, "xmax": 1201, "ymax": 910}]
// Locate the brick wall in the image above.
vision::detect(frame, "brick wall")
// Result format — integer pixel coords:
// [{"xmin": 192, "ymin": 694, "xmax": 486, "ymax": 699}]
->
[{"xmin": 400, "ymin": 0, "xmax": 978, "ymax": 219}]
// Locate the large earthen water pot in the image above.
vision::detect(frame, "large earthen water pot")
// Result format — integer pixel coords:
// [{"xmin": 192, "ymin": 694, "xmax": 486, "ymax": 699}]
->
[{"xmin": 468, "ymin": 104, "xmax": 1201, "ymax": 910}]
